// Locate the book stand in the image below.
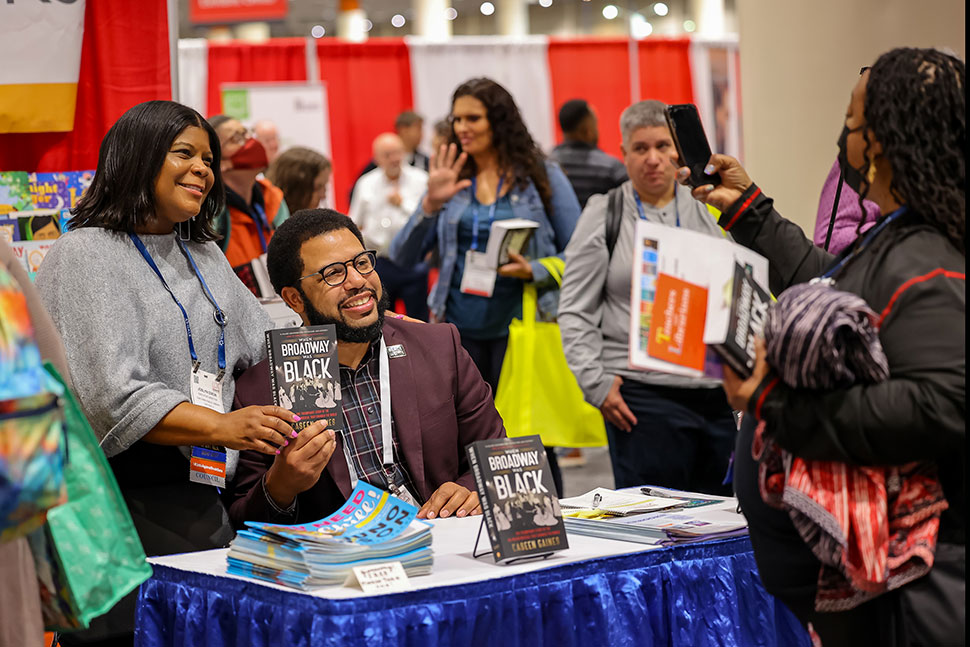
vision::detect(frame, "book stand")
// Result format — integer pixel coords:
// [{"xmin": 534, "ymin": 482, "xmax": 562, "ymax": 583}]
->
[{"xmin": 471, "ymin": 517, "xmax": 554, "ymax": 565}]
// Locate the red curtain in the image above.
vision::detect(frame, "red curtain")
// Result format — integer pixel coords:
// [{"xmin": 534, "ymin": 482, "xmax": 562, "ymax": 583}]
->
[
  {"xmin": 547, "ymin": 38, "xmax": 631, "ymax": 162},
  {"xmin": 638, "ymin": 37, "xmax": 694, "ymax": 105},
  {"xmin": 0, "ymin": 0, "xmax": 171, "ymax": 172},
  {"xmin": 315, "ymin": 39, "xmax": 414, "ymax": 213},
  {"xmin": 205, "ymin": 39, "xmax": 308, "ymax": 118}
]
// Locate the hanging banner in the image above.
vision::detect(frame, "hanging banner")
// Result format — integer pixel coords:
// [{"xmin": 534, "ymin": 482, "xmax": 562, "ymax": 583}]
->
[
  {"xmin": 0, "ymin": 0, "xmax": 86, "ymax": 134},
  {"xmin": 189, "ymin": 0, "xmax": 288, "ymax": 24}
]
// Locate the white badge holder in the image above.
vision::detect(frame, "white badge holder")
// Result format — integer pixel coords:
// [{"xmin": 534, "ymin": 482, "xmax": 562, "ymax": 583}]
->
[{"xmin": 460, "ymin": 250, "xmax": 497, "ymax": 297}]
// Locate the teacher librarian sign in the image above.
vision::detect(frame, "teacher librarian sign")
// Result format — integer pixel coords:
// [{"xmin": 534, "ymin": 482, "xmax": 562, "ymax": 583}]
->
[{"xmin": 0, "ymin": 0, "xmax": 86, "ymax": 133}]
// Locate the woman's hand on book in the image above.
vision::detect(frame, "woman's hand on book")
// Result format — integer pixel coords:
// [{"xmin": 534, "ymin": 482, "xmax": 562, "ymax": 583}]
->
[
  {"xmin": 417, "ymin": 482, "xmax": 482, "ymax": 519},
  {"xmin": 497, "ymin": 251, "xmax": 534, "ymax": 280},
  {"xmin": 217, "ymin": 405, "xmax": 296, "ymax": 454},
  {"xmin": 264, "ymin": 421, "xmax": 337, "ymax": 508}
]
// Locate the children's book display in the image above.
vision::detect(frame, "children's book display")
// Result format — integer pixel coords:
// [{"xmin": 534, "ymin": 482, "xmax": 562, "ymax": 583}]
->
[
  {"xmin": 561, "ymin": 486, "xmax": 748, "ymax": 546},
  {"xmin": 0, "ymin": 170, "xmax": 94, "ymax": 278},
  {"xmin": 466, "ymin": 435, "xmax": 568, "ymax": 564},
  {"xmin": 227, "ymin": 482, "xmax": 432, "ymax": 590},
  {"xmin": 628, "ymin": 221, "xmax": 770, "ymax": 379}
]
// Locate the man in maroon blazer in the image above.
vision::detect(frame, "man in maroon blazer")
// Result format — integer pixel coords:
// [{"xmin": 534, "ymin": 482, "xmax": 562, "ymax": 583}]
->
[{"xmin": 225, "ymin": 208, "xmax": 506, "ymax": 528}]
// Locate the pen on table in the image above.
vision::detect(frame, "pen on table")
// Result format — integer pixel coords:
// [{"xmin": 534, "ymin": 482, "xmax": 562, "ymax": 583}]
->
[
  {"xmin": 640, "ymin": 487, "xmax": 663, "ymax": 497},
  {"xmin": 591, "ymin": 493, "xmax": 602, "ymax": 509}
]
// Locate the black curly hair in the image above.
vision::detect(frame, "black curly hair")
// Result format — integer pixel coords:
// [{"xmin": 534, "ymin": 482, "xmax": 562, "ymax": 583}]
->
[
  {"xmin": 859, "ymin": 47, "xmax": 965, "ymax": 251},
  {"xmin": 449, "ymin": 78, "xmax": 552, "ymax": 215}
]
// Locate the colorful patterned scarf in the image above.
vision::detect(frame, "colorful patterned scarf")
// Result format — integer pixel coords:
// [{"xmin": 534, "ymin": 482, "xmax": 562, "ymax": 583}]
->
[{"xmin": 754, "ymin": 282, "xmax": 948, "ymax": 612}]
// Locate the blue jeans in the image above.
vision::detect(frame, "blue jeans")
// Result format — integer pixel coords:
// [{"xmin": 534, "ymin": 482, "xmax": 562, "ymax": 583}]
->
[{"xmin": 604, "ymin": 382, "xmax": 736, "ymax": 494}]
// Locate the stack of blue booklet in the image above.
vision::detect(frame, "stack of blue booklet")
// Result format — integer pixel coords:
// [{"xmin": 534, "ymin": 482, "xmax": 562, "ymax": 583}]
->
[{"xmin": 227, "ymin": 482, "xmax": 433, "ymax": 590}]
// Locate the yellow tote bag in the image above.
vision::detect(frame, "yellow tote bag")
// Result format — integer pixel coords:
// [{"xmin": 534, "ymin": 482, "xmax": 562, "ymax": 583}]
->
[{"xmin": 494, "ymin": 258, "xmax": 607, "ymax": 448}]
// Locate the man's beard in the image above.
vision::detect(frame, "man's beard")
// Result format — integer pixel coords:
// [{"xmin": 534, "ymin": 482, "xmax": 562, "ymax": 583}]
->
[{"xmin": 300, "ymin": 284, "xmax": 389, "ymax": 343}]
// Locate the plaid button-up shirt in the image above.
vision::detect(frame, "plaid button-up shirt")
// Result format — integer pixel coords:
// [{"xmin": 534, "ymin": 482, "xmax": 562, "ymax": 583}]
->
[{"xmin": 339, "ymin": 341, "xmax": 421, "ymax": 502}]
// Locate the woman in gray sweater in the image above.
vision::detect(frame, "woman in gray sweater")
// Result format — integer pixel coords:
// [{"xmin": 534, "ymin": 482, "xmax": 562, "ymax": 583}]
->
[{"xmin": 36, "ymin": 101, "xmax": 307, "ymax": 645}]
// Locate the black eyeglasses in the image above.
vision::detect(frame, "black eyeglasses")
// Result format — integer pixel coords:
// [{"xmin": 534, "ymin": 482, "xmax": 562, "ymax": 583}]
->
[{"xmin": 297, "ymin": 249, "xmax": 378, "ymax": 287}]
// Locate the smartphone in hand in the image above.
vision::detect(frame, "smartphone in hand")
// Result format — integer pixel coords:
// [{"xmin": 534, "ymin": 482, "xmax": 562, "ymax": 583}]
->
[{"xmin": 664, "ymin": 103, "xmax": 721, "ymax": 188}]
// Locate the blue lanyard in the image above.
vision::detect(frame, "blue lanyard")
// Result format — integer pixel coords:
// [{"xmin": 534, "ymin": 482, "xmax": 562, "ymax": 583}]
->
[
  {"xmin": 820, "ymin": 206, "xmax": 908, "ymax": 280},
  {"xmin": 251, "ymin": 203, "xmax": 269, "ymax": 253},
  {"xmin": 634, "ymin": 189, "xmax": 680, "ymax": 228},
  {"xmin": 128, "ymin": 232, "xmax": 228, "ymax": 376},
  {"xmin": 469, "ymin": 176, "xmax": 505, "ymax": 252}
]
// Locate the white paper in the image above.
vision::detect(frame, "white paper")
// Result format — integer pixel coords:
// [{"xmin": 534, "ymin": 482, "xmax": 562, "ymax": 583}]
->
[{"xmin": 345, "ymin": 561, "xmax": 412, "ymax": 594}]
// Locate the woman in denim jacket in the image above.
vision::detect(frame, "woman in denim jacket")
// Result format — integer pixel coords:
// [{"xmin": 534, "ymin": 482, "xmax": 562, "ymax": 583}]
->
[{"xmin": 390, "ymin": 78, "xmax": 581, "ymax": 491}]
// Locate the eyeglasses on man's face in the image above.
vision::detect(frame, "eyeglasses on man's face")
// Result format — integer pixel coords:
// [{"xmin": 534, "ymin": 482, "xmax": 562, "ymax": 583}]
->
[
  {"xmin": 297, "ymin": 249, "xmax": 378, "ymax": 287},
  {"xmin": 223, "ymin": 128, "xmax": 251, "ymax": 148}
]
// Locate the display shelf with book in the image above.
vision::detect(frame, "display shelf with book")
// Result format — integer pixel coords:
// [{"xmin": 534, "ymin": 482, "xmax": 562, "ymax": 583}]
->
[{"xmin": 466, "ymin": 435, "xmax": 568, "ymax": 564}]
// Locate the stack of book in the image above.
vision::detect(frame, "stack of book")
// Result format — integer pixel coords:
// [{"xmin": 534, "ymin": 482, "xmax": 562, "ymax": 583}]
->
[
  {"xmin": 560, "ymin": 487, "xmax": 748, "ymax": 546},
  {"xmin": 227, "ymin": 482, "xmax": 433, "ymax": 590}
]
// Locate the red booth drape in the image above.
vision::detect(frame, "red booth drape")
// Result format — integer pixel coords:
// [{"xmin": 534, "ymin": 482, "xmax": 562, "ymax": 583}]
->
[
  {"xmin": 547, "ymin": 38, "xmax": 631, "ymax": 162},
  {"xmin": 315, "ymin": 39, "xmax": 414, "ymax": 212},
  {"xmin": 638, "ymin": 37, "xmax": 694, "ymax": 105},
  {"xmin": 0, "ymin": 0, "xmax": 171, "ymax": 172},
  {"xmin": 205, "ymin": 38, "xmax": 309, "ymax": 120},
  {"xmin": 547, "ymin": 37, "xmax": 693, "ymax": 160}
]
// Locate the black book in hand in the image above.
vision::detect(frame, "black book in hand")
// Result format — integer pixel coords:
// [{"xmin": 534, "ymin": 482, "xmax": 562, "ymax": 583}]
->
[{"xmin": 265, "ymin": 324, "xmax": 342, "ymax": 434}]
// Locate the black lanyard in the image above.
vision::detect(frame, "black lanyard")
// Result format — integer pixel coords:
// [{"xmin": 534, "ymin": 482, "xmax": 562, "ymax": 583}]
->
[
  {"xmin": 818, "ymin": 206, "xmax": 908, "ymax": 282},
  {"xmin": 129, "ymin": 232, "xmax": 227, "ymax": 376}
]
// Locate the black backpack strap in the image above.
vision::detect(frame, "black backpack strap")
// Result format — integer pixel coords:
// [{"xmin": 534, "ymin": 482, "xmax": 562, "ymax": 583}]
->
[{"xmin": 604, "ymin": 186, "xmax": 624, "ymax": 259}]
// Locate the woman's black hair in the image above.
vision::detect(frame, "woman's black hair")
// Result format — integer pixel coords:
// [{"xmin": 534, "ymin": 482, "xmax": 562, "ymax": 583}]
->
[
  {"xmin": 449, "ymin": 78, "xmax": 553, "ymax": 216},
  {"xmin": 69, "ymin": 100, "xmax": 225, "ymax": 242},
  {"xmin": 861, "ymin": 47, "xmax": 965, "ymax": 250}
]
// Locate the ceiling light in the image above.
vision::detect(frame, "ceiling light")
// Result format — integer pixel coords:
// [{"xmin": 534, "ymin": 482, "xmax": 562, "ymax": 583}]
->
[
  {"xmin": 539, "ymin": 0, "xmax": 553, "ymax": 6},
  {"xmin": 653, "ymin": 3, "xmax": 668, "ymax": 16},
  {"xmin": 631, "ymin": 14, "xmax": 652, "ymax": 39},
  {"xmin": 445, "ymin": 7, "xmax": 458, "ymax": 20},
  {"xmin": 391, "ymin": 14, "xmax": 406, "ymax": 28},
  {"xmin": 602, "ymin": 5, "xmax": 618, "ymax": 20},
  {"xmin": 362, "ymin": 19, "xmax": 373, "ymax": 32},
  {"xmin": 683, "ymin": 19, "xmax": 696, "ymax": 32},
  {"xmin": 310, "ymin": 25, "xmax": 326, "ymax": 38},
  {"xmin": 480, "ymin": 2, "xmax": 495, "ymax": 16}
]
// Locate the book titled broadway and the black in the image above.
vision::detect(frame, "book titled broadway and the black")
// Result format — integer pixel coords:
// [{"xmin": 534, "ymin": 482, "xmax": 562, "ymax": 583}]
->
[
  {"xmin": 466, "ymin": 435, "xmax": 567, "ymax": 563},
  {"xmin": 265, "ymin": 324, "xmax": 342, "ymax": 434},
  {"xmin": 710, "ymin": 262, "xmax": 771, "ymax": 379}
]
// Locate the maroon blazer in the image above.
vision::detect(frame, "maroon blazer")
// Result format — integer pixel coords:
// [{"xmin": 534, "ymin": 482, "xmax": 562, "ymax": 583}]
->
[{"xmin": 224, "ymin": 318, "xmax": 506, "ymax": 528}]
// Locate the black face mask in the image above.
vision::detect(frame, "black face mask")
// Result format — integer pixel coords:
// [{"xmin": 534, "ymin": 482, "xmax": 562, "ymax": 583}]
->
[{"xmin": 836, "ymin": 124, "xmax": 869, "ymax": 198}]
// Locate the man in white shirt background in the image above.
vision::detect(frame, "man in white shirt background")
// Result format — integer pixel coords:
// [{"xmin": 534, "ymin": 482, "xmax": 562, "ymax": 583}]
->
[{"xmin": 349, "ymin": 133, "xmax": 430, "ymax": 320}]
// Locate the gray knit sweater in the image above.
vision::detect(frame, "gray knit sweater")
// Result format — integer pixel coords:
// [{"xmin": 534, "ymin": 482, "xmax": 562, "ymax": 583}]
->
[{"xmin": 36, "ymin": 228, "xmax": 272, "ymax": 471}]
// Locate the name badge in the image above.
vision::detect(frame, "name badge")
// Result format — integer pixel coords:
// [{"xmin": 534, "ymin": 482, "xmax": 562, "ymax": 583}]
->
[
  {"xmin": 189, "ymin": 446, "xmax": 227, "ymax": 487},
  {"xmin": 459, "ymin": 249, "xmax": 497, "ymax": 297},
  {"xmin": 386, "ymin": 344, "xmax": 406, "ymax": 359},
  {"xmin": 389, "ymin": 483, "xmax": 420, "ymax": 507},
  {"xmin": 189, "ymin": 368, "xmax": 227, "ymax": 487}
]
